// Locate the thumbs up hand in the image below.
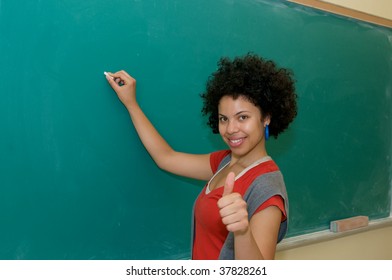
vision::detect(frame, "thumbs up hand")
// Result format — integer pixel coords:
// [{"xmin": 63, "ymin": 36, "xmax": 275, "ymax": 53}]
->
[{"xmin": 217, "ymin": 172, "xmax": 249, "ymax": 234}]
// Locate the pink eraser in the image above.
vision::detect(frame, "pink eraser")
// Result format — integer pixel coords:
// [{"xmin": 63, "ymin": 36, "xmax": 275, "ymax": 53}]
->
[{"xmin": 330, "ymin": 216, "xmax": 369, "ymax": 233}]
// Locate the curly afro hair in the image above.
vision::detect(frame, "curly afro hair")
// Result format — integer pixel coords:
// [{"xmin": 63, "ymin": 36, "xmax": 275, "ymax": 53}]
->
[{"xmin": 201, "ymin": 53, "xmax": 297, "ymax": 138}]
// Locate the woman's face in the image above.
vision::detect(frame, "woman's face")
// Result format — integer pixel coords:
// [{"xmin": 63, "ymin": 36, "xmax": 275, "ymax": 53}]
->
[{"xmin": 218, "ymin": 95, "xmax": 269, "ymax": 159}]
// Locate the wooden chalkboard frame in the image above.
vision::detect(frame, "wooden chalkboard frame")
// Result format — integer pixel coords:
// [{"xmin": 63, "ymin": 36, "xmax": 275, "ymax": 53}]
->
[
  {"xmin": 289, "ymin": 0, "xmax": 392, "ymax": 28},
  {"xmin": 278, "ymin": 217, "xmax": 392, "ymax": 251}
]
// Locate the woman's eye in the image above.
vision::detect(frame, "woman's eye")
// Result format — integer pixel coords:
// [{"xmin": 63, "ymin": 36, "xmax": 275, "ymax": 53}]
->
[
  {"xmin": 239, "ymin": 115, "xmax": 248, "ymax": 121},
  {"xmin": 219, "ymin": 116, "xmax": 228, "ymax": 122}
]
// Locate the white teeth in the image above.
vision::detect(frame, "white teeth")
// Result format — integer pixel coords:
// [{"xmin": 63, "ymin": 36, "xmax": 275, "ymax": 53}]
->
[{"xmin": 230, "ymin": 139, "xmax": 242, "ymax": 143}]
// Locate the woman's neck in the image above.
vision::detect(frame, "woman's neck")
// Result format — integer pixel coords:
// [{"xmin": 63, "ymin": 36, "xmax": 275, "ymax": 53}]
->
[{"xmin": 229, "ymin": 148, "xmax": 268, "ymax": 169}]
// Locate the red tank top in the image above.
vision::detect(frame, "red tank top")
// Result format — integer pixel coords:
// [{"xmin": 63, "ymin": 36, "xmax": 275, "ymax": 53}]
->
[{"xmin": 192, "ymin": 150, "xmax": 286, "ymax": 260}]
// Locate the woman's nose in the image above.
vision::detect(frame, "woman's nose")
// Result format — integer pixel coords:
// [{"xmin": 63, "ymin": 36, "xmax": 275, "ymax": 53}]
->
[{"xmin": 226, "ymin": 120, "xmax": 239, "ymax": 134}]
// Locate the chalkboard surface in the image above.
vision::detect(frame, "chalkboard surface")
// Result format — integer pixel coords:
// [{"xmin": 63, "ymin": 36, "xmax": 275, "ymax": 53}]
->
[{"xmin": 0, "ymin": 0, "xmax": 391, "ymax": 259}]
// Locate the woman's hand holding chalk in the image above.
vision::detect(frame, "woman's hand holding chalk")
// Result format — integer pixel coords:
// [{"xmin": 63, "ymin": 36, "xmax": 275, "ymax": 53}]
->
[
  {"xmin": 104, "ymin": 71, "xmax": 125, "ymax": 86},
  {"xmin": 105, "ymin": 70, "xmax": 137, "ymax": 109}
]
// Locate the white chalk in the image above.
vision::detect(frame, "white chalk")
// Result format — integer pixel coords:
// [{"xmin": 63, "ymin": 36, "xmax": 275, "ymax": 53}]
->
[{"xmin": 104, "ymin": 71, "xmax": 114, "ymax": 79}]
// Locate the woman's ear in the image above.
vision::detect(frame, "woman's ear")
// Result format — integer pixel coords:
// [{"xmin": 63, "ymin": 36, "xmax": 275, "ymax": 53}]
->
[{"xmin": 263, "ymin": 114, "xmax": 271, "ymax": 127}]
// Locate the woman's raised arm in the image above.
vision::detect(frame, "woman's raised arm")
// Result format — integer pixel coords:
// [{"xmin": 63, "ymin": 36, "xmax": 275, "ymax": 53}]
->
[{"xmin": 105, "ymin": 70, "xmax": 213, "ymax": 181}]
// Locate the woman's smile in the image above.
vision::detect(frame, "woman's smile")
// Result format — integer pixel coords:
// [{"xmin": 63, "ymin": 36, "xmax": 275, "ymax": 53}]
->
[{"xmin": 228, "ymin": 137, "xmax": 245, "ymax": 148}]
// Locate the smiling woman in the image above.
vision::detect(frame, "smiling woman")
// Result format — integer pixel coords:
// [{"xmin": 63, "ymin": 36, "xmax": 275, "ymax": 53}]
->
[{"xmin": 106, "ymin": 53, "xmax": 298, "ymax": 260}]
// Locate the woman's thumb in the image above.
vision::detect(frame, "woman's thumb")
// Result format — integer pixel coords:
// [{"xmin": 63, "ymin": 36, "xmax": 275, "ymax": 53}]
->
[{"xmin": 222, "ymin": 172, "xmax": 235, "ymax": 196}]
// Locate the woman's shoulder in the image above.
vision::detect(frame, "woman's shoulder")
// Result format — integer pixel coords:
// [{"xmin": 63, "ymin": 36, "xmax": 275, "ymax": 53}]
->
[
  {"xmin": 246, "ymin": 160, "xmax": 286, "ymax": 199},
  {"xmin": 210, "ymin": 150, "xmax": 231, "ymax": 173},
  {"xmin": 245, "ymin": 157, "xmax": 280, "ymax": 177}
]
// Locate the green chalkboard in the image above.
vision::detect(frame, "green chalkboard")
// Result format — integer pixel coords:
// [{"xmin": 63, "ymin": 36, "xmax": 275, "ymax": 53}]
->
[{"xmin": 0, "ymin": 0, "xmax": 391, "ymax": 259}]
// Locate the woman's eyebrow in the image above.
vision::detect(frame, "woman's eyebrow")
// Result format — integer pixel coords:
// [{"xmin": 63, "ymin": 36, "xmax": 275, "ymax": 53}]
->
[
  {"xmin": 219, "ymin": 110, "xmax": 251, "ymax": 117},
  {"xmin": 235, "ymin": 110, "xmax": 251, "ymax": 115}
]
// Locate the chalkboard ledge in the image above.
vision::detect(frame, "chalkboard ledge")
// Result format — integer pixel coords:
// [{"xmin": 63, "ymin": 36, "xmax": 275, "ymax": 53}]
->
[{"xmin": 277, "ymin": 216, "xmax": 392, "ymax": 251}]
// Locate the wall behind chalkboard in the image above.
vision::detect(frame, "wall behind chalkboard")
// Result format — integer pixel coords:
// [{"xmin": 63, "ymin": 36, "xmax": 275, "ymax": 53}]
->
[{"xmin": 0, "ymin": 0, "xmax": 391, "ymax": 259}]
